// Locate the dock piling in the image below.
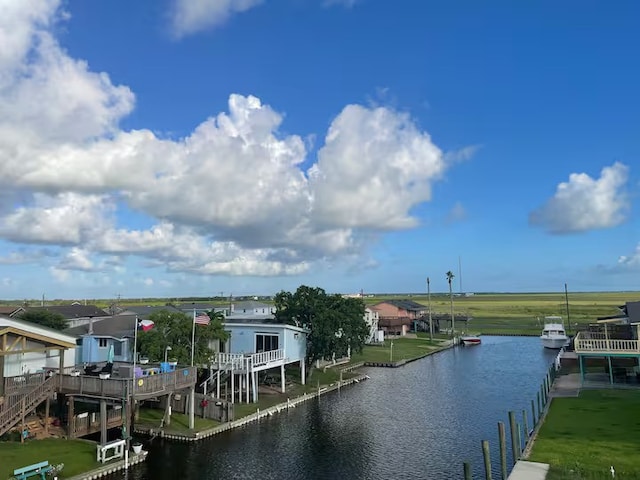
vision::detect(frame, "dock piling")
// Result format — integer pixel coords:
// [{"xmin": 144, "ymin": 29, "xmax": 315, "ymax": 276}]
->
[
  {"xmin": 522, "ymin": 409, "xmax": 529, "ymax": 443},
  {"xmin": 531, "ymin": 399, "xmax": 536, "ymax": 427},
  {"xmin": 508, "ymin": 411, "xmax": 518, "ymax": 465},
  {"xmin": 498, "ymin": 421, "xmax": 508, "ymax": 479},
  {"xmin": 482, "ymin": 440, "xmax": 492, "ymax": 480},
  {"xmin": 463, "ymin": 462, "xmax": 472, "ymax": 480}
]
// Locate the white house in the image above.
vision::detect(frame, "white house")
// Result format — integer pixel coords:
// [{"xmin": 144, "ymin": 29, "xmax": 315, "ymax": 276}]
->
[
  {"xmin": 206, "ymin": 316, "xmax": 308, "ymax": 404},
  {"xmin": 227, "ymin": 301, "xmax": 275, "ymax": 316},
  {"xmin": 364, "ymin": 307, "xmax": 381, "ymax": 343}
]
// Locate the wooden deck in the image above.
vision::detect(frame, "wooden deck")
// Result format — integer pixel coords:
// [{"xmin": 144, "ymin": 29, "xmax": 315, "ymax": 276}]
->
[
  {"xmin": 58, "ymin": 366, "xmax": 197, "ymax": 400},
  {"xmin": 574, "ymin": 331, "xmax": 640, "ymax": 355},
  {"xmin": 212, "ymin": 349, "xmax": 286, "ymax": 373}
]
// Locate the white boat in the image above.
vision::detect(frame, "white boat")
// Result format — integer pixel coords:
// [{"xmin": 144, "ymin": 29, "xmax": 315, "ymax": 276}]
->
[
  {"xmin": 540, "ymin": 316, "xmax": 570, "ymax": 349},
  {"xmin": 460, "ymin": 334, "xmax": 481, "ymax": 346}
]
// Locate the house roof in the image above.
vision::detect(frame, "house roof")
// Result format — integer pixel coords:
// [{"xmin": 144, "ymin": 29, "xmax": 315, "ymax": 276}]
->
[
  {"xmin": 0, "ymin": 306, "xmax": 24, "ymax": 316},
  {"xmin": 64, "ymin": 315, "xmax": 139, "ymax": 339},
  {"xmin": 0, "ymin": 315, "xmax": 77, "ymax": 348},
  {"xmin": 624, "ymin": 301, "xmax": 640, "ymax": 323},
  {"xmin": 232, "ymin": 300, "xmax": 272, "ymax": 310},
  {"xmin": 26, "ymin": 304, "xmax": 109, "ymax": 318},
  {"xmin": 372, "ymin": 299, "xmax": 426, "ymax": 312},
  {"xmin": 378, "ymin": 317, "xmax": 413, "ymax": 327},
  {"xmin": 225, "ymin": 313, "xmax": 276, "ymax": 322},
  {"xmin": 174, "ymin": 302, "xmax": 218, "ymax": 311},
  {"xmin": 224, "ymin": 320, "xmax": 309, "ymax": 334},
  {"xmin": 118, "ymin": 305, "xmax": 182, "ymax": 316}
]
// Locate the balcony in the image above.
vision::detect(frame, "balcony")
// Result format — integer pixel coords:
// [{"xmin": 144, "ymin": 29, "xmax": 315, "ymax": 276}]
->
[
  {"xmin": 574, "ymin": 331, "xmax": 640, "ymax": 355},
  {"xmin": 58, "ymin": 365, "xmax": 197, "ymax": 400},
  {"xmin": 211, "ymin": 349, "xmax": 285, "ymax": 373}
]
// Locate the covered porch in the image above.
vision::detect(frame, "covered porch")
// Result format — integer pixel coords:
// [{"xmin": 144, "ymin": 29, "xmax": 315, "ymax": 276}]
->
[
  {"xmin": 205, "ymin": 349, "xmax": 304, "ymax": 403},
  {"xmin": 574, "ymin": 320, "xmax": 640, "ymax": 386}
]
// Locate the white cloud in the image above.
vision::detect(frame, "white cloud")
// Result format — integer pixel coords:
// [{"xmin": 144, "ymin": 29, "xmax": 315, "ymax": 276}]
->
[
  {"xmin": 446, "ymin": 202, "xmax": 467, "ymax": 224},
  {"xmin": 49, "ymin": 266, "xmax": 71, "ymax": 283},
  {"xmin": 618, "ymin": 243, "xmax": 640, "ymax": 268},
  {"xmin": 0, "ymin": 2, "xmax": 468, "ymax": 281},
  {"xmin": 323, "ymin": 0, "xmax": 359, "ymax": 7},
  {"xmin": 143, "ymin": 277, "xmax": 154, "ymax": 286},
  {"xmin": 170, "ymin": 0, "xmax": 263, "ymax": 38},
  {"xmin": 310, "ymin": 104, "xmax": 447, "ymax": 230},
  {"xmin": 529, "ymin": 162, "xmax": 630, "ymax": 234}
]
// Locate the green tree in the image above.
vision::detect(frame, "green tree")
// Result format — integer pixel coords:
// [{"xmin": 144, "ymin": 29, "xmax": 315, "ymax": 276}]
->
[
  {"xmin": 446, "ymin": 270, "xmax": 455, "ymax": 335},
  {"xmin": 19, "ymin": 310, "xmax": 68, "ymax": 330},
  {"xmin": 136, "ymin": 309, "xmax": 229, "ymax": 366},
  {"xmin": 274, "ymin": 285, "xmax": 368, "ymax": 365}
]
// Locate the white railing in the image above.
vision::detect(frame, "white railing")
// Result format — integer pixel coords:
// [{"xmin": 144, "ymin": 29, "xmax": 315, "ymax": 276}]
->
[
  {"xmin": 574, "ymin": 332, "xmax": 640, "ymax": 354},
  {"xmin": 251, "ymin": 349, "xmax": 284, "ymax": 367}
]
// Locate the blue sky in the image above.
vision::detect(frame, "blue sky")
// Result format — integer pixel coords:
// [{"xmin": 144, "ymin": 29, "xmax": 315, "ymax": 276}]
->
[{"xmin": 0, "ymin": 0, "xmax": 638, "ymax": 300}]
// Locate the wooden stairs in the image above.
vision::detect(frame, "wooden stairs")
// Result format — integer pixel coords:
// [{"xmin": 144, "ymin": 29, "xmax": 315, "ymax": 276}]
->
[{"xmin": 0, "ymin": 375, "xmax": 57, "ymax": 438}]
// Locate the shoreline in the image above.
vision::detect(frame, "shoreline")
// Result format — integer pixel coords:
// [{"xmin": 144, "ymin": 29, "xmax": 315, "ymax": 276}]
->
[
  {"xmin": 63, "ymin": 450, "xmax": 149, "ymax": 480},
  {"xmin": 133, "ymin": 342, "xmax": 456, "ymax": 442}
]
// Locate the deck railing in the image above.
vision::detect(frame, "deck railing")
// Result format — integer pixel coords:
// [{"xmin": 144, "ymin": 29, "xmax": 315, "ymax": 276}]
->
[
  {"xmin": 59, "ymin": 366, "xmax": 197, "ymax": 399},
  {"xmin": 3, "ymin": 372, "xmax": 47, "ymax": 396},
  {"xmin": 251, "ymin": 349, "xmax": 284, "ymax": 367},
  {"xmin": 574, "ymin": 331, "xmax": 640, "ymax": 354},
  {"xmin": 0, "ymin": 375, "xmax": 57, "ymax": 437},
  {"xmin": 72, "ymin": 407, "xmax": 124, "ymax": 437}
]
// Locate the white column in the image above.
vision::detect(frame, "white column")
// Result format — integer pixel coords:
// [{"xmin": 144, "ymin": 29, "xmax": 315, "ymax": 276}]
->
[
  {"xmin": 188, "ymin": 386, "xmax": 195, "ymax": 429},
  {"xmin": 245, "ymin": 360, "xmax": 250, "ymax": 403},
  {"xmin": 231, "ymin": 369, "xmax": 235, "ymax": 404},
  {"xmin": 300, "ymin": 360, "xmax": 306, "ymax": 385},
  {"xmin": 280, "ymin": 363, "xmax": 285, "ymax": 393},
  {"xmin": 252, "ymin": 371, "xmax": 258, "ymax": 402}
]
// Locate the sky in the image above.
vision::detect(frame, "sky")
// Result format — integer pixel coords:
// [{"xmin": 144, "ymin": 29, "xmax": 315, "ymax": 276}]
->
[{"xmin": 0, "ymin": 0, "xmax": 639, "ymax": 300}]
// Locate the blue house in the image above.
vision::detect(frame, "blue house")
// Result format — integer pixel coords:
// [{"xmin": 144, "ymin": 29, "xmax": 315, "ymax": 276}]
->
[
  {"xmin": 206, "ymin": 315, "xmax": 308, "ymax": 404},
  {"xmin": 64, "ymin": 315, "xmax": 138, "ymax": 364}
]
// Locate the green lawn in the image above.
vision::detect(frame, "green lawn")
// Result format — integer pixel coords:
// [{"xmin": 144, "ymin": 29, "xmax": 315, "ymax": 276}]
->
[
  {"xmin": 351, "ymin": 337, "xmax": 445, "ymax": 364},
  {"xmin": 137, "ymin": 408, "xmax": 219, "ymax": 432},
  {"xmin": 529, "ymin": 390, "xmax": 640, "ymax": 479},
  {"xmin": 0, "ymin": 438, "xmax": 99, "ymax": 479}
]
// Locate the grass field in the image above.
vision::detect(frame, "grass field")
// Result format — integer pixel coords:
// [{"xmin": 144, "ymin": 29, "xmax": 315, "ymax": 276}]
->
[
  {"xmin": 0, "ymin": 438, "xmax": 99, "ymax": 479},
  {"xmin": 350, "ymin": 337, "xmax": 444, "ymax": 363},
  {"xmin": 137, "ymin": 408, "xmax": 219, "ymax": 432},
  {"xmin": 529, "ymin": 390, "xmax": 640, "ymax": 479}
]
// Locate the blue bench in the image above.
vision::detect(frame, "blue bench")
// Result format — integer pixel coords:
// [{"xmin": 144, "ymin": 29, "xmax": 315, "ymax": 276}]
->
[{"xmin": 13, "ymin": 461, "xmax": 51, "ymax": 480}]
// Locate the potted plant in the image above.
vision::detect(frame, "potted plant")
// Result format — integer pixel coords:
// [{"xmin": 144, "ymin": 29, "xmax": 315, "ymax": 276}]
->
[
  {"xmin": 132, "ymin": 442, "xmax": 143, "ymax": 454},
  {"xmin": 99, "ymin": 372, "xmax": 110, "ymax": 379},
  {"xmin": 139, "ymin": 356, "xmax": 149, "ymax": 365},
  {"xmin": 168, "ymin": 357, "xmax": 178, "ymax": 367}
]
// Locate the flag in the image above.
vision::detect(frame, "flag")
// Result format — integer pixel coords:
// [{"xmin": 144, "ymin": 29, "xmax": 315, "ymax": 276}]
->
[
  {"xmin": 194, "ymin": 313, "xmax": 210, "ymax": 326},
  {"xmin": 137, "ymin": 318, "xmax": 155, "ymax": 331}
]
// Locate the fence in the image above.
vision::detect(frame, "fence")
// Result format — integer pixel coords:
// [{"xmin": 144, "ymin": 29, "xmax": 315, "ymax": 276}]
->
[{"xmin": 462, "ymin": 357, "xmax": 559, "ymax": 479}]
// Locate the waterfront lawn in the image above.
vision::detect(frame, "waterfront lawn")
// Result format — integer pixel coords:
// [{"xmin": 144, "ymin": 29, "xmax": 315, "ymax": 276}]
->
[
  {"xmin": 0, "ymin": 438, "xmax": 99, "ymax": 479},
  {"xmin": 529, "ymin": 390, "xmax": 640, "ymax": 479},
  {"xmin": 138, "ymin": 408, "xmax": 219, "ymax": 432},
  {"xmin": 350, "ymin": 337, "xmax": 444, "ymax": 364}
]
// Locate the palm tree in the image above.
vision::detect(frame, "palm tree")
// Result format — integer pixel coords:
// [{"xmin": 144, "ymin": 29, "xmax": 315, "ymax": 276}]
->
[{"xmin": 446, "ymin": 271, "xmax": 455, "ymax": 338}]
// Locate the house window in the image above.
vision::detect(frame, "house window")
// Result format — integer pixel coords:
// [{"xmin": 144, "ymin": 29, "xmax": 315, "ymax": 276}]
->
[
  {"xmin": 98, "ymin": 338, "xmax": 108, "ymax": 348},
  {"xmin": 113, "ymin": 341, "xmax": 122, "ymax": 356},
  {"xmin": 255, "ymin": 334, "xmax": 279, "ymax": 353}
]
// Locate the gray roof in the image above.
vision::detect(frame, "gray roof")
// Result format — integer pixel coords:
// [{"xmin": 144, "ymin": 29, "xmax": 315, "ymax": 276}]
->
[
  {"xmin": 174, "ymin": 302, "xmax": 219, "ymax": 311},
  {"xmin": 26, "ymin": 305, "xmax": 109, "ymax": 318},
  {"xmin": 118, "ymin": 305, "xmax": 182, "ymax": 316},
  {"xmin": 225, "ymin": 313, "xmax": 276, "ymax": 323},
  {"xmin": 625, "ymin": 301, "xmax": 640, "ymax": 323},
  {"xmin": 232, "ymin": 300, "xmax": 272, "ymax": 310},
  {"xmin": 374, "ymin": 299, "xmax": 426, "ymax": 312},
  {"xmin": 64, "ymin": 315, "xmax": 138, "ymax": 339}
]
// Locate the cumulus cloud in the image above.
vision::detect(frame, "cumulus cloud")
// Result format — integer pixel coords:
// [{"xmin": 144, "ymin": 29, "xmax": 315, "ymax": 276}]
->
[
  {"xmin": 618, "ymin": 244, "xmax": 640, "ymax": 268},
  {"xmin": 529, "ymin": 162, "xmax": 630, "ymax": 234},
  {"xmin": 0, "ymin": 1, "xmax": 467, "ymax": 281},
  {"xmin": 445, "ymin": 202, "xmax": 467, "ymax": 224},
  {"xmin": 170, "ymin": 0, "xmax": 263, "ymax": 38}
]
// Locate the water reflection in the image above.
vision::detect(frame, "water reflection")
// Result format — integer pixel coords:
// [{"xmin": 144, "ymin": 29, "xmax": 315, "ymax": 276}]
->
[{"xmin": 111, "ymin": 336, "xmax": 556, "ymax": 479}]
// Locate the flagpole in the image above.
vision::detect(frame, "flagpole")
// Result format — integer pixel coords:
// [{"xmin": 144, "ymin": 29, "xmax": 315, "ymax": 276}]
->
[
  {"xmin": 189, "ymin": 309, "xmax": 196, "ymax": 430},
  {"xmin": 191, "ymin": 309, "xmax": 196, "ymax": 367}
]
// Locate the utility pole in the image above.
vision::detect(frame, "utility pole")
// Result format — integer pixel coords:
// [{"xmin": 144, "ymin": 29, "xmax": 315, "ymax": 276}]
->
[{"xmin": 427, "ymin": 277, "xmax": 433, "ymax": 341}]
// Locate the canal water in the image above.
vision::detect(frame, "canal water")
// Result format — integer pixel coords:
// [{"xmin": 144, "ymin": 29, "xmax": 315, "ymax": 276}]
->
[{"xmin": 116, "ymin": 336, "xmax": 557, "ymax": 480}]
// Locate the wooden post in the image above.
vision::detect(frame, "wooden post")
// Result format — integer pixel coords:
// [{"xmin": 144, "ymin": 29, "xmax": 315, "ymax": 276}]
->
[
  {"xmin": 531, "ymin": 399, "xmax": 536, "ymax": 427},
  {"xmin": 100, "ymin": 399, "xmax": 107, "ymax": 445},
  {"xmin": 44, "ymin": 396, "xmax": 50, "ymax": 435},
  {"xmin": 463, "ymin": 461, "xmax": 472, "ymax": 480},
  {"xmin": 508, "ymin": 411, "xmax": 518, "ymax": 465},
  {"xmin": 523, "ymin": 409, "xmax": 529, "ymax": 443},
  {"xmin": 517, "ymin": 423, "xmax": 523, "ymax": 459},
  {"xmin": 537, "ymin": 391, "xmax": 542, "ymax": 417},
  {"xmin": 498, "ymin": 421, "xmax": 508, "ymax": 479},
  {"xmin": 20, "ymin": 396, "xmax": 26, "ymax": 443},
  {"xmin": 482, "ymin": 440, "xmax": 493, "ymax": 480},
  {"xmin": 67, "ymin": 395, "xmax": 75, "ymax": 438}
]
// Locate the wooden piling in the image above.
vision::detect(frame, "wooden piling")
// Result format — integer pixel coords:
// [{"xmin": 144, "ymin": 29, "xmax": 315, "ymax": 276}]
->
[
  {"xmin": 522, "ymin": 409, "xmax": 529, "ymax": 443},
  {"xmin": 498, "ymin": 421, "xmax": 508, "ymax": 479},
  {"xmin": 482, "ymin": 440, "xmax": 493, "ymax": 480},
  {"xmin": 537, "ymin": 391, "xmax": 542, "ymax": 417},
  {"xmin": 463, "ymin": 461, "xmax": 472, "ymax": 480},
  {"xmin": 508, "ymin": 411, "xmax": 518, "ymax": 465},
  {"xmin": 517, "ymin": 423, "xmax": 523, "ymax": 459},
  {"xmin": 531, "ymin": 399, "xmax": 536, "ymax": 427}
]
